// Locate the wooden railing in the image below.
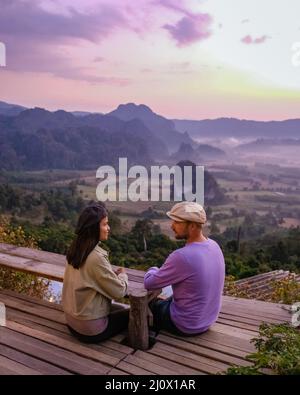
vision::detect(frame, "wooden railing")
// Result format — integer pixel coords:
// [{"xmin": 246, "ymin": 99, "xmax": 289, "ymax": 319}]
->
[{"xmin": 0, "ymin": 243, "xmax": 153, "ymax": 350}]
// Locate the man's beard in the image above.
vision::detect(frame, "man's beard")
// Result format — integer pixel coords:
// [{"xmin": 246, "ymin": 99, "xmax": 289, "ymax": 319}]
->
[{"xmin": 174, "ymin": 232, "xmax": 188, "ymax": 240}]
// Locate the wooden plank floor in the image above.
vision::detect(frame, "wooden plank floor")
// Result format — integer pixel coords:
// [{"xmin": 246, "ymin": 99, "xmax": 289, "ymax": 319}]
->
[{"xmin": 0, "ymin": 289, "xmax": 291, "ymax": 375}]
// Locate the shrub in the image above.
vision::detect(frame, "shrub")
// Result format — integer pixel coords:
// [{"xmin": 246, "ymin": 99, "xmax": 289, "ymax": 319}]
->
[
  {"xmin": 269, "ymin": 275, "xmax": 300, "ymax": 305},
  {"xmin": 226, "ymin": 323, "xmax": 300, "ymax": 375},
  {"xmin": 0, "ymin": 216, "xmax": 52, "ymax": 300}
]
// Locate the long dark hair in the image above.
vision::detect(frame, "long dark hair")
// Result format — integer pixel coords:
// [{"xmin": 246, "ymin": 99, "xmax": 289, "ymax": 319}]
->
[{"xmin": 67, "ymin": 202, "xmax": 107, "ymax": 269}]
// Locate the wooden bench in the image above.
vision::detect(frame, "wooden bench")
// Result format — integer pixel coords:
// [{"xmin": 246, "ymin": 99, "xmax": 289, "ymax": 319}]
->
[{"xmin": 0, "ymin": 242, "xmax": 152, "ymax": 350}]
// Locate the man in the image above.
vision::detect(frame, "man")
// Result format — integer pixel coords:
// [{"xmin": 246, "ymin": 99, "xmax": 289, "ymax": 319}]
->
[{"xmin": 144, "ymin": 201, "xmax": 225, "ymax": 336}]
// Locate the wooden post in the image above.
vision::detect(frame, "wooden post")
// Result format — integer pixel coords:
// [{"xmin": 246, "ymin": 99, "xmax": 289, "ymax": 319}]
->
[{"xmin": 128, "ymin": 289, "xmax": 149, "ymax": 350}]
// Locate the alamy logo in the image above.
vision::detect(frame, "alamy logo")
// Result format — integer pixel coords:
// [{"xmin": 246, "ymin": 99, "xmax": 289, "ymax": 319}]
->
[
  {"xmin": 0, "ymin": 302, "xmax": 6, "ymax": 327},
  {"xmin": 291, "ymin": 42, "xmax": 300, "ymax": 67},
  {"xmin": 0, "ymin": 42, "xmax": 6, "ymax": 67},
  {"xmin": 291, "ymin": 302, "xmax": 300, "ymax": 327},
  {"xmin": 96, "ymin": 158, "xmax": 205, "ymax": 204}
]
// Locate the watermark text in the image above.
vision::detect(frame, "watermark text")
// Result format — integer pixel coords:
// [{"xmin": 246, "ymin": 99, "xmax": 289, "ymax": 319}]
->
[
  {"xmin": 0, "ymin": 302, "xmax": 6, "ymax": 327},
  {"xmin": 291, "ymin": 42, "xmax": 300, "ymax": 67},
  {"xmin": 96, "ymin": 158, "xmax": 204, "ymax": 204},
  {"xmin": 0, "ymin": 42, "xmax": 6, "ymax": 67},
  {"xmin": 291, "ymin": 302, "xmax": 300, "ymax": 327}
]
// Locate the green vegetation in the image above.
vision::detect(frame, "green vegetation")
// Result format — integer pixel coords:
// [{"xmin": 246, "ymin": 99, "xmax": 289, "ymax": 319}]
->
[
  {"xmin": 5, "ymin": 213, "xmax": 300, "ymax": 285},
  {"xmin": 18, "ymin": 218, "xmax": 75, "ymax": 254},
  {"xmin": 269, "ymin": 275, "xmax": 300, "ymax": 304},
  {"xmin": 226, "ymin": 323, "xmax": 300, "ymax": 375},
  {"xmin": 215, "ymin": 227, "xmax": 300, "ymax": 279},
  {"xmin": 0, "ymin": 170, "xmax": 299, "ymax": 301},
  {"xmin": 1, "ymin": 179, "xmax": 299, "ymax": 278},
  {"xmin": 103, "ymin": 220, "xmax": 184, "ymax": 270},
  {"xmin": 0, "ymin": 217, "xmax": 52, "ymax": 300},
  {"xmin": 0, "ymin": 182, "xmax": 85, "ymax": 224}
]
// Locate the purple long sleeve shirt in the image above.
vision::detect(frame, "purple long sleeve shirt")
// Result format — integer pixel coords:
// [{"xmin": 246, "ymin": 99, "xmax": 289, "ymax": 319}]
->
[{"xmin": 144, "ymin": 238, "xmax": 225, "ymax": 334}]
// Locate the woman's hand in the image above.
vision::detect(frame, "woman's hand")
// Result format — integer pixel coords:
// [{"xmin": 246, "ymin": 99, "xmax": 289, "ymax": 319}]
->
[{"xmin": 115, "ymin": 267, "xmax": 126, "ymax": 275}]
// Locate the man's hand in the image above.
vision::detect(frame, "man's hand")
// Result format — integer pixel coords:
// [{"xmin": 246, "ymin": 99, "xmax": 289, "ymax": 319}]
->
[
  {"xmin": 115, "ymin": 267, "xmax": 126, "ymax": 275},
  {"xmin": 148, "ymin": 289, "xmax": 163, "ymax": 303}
]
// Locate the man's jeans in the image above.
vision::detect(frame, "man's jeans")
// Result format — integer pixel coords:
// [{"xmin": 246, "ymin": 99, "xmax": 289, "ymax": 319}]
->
[{"xmin": 149, "ymin": 297, "xmax": 188, "ymax": 336}]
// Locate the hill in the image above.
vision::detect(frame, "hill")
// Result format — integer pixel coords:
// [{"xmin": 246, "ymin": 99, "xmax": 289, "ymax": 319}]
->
[
  {"xmin": 236, "ymin": 138, "xmax": 300, "ymax": 152},
  {"xmin": 170, "ymin": 142, "xmax": 226, "ymax": 162},
  {"xmin": 0, "ymin": 108, "xmax": 159, "ymax": 170},
  {"xmin": 173, "ymin": 118, "xmax": 300, "ymax": 139},
  {"xmin": 109, "ymin": 103, "xmax": 195, "ymax": 153},
  {"xmin": 169, "ymin": 160, "xmax": 226, "ymax": 204},
  {"xmin": 0, "ymin": 107, "xmax": 173, "ymax": 170},
  {"xmin": 0, "ymin": 100, "xmax": 27, "ymax": 116}
]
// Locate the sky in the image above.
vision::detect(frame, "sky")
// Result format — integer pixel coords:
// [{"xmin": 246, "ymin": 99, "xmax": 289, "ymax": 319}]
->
[{"xmin": 0, "ymin": 0, "xmax": 300, "ymax": 120}]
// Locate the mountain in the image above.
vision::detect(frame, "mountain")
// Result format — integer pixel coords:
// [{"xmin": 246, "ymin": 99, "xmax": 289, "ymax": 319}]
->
[
  {"xmin": 236, "ymin": 138, "xmax": 300, "ymax": 152},
  {"xmin": 11, "ymin": 108, "xmax": 78, "ymax": 133},
  {"xmin": 0, "ymin": 108, "xmax": 169, "ymax": 170},
  {"xmin": 196, "ymin": 144, "xmax": 226, "ymax": 159},
  {"xmin": 170, "ymin": 142, "xmax": 226, "ymax": 163},
  {"xmin": 170, "ymin": 160, "xmax": 226, "ymax": 205},
  {"xmin": 4, "ymin": 100, "xmax": 300, "ymax": 171},
  {"xmin": 173, "ymin": 118, "xmax": 300, "ymax": 139},
  {"xmin": 108, "ymin": 103, "xmax": 195, "ymax": 153},
  {"xmin": 0, "ymin": 123, "xmax": 153, "ymax": 171},
  {"xmin": 72, "ymin": 111, "xmax": 99, "ymax": 117},
  {"xmin": 0, "ymin": 101, "xmax": 27, "ymax": 116},
  {"xmin": 0, "ymin": 108, "xmax": 172, "ymax": 169},
  {"xmin": 170, "ymin": 143, "xmax": 197, "ymax": 162}
]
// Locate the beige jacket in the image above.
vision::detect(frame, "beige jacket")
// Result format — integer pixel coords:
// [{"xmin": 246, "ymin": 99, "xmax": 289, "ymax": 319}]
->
[{"xmin": 62, "ymin": 244, "xmax": 128, "ymax": 320}]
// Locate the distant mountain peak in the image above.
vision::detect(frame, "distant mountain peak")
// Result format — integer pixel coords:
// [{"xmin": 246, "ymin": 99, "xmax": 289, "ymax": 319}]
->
[
  {"xmin": 53, "ymin": 109, "xmax": 76, "ymax": 120},
  {"xmin": 177, "ymin": 142, "xmax": 194, "ymax": 154},
  {"xmin": 54, "ymin": 109, "xmax": 70, "ymax": 115},
  {"xmin": 23, "ymin": 107, "xmax": 49, "ymax": 115},
  {"xmin": 173, "ymin": 118, "xmax": 300, "ymax": 139},
  {"xmin": 0, "ymin": 100, "xmax": 27, "ymax": 116},
  {"xmin": 170, "ymin": 142, "xmax": 225, "ymax": 162},
  {"xmin": 15, "ymin": 107, "xmax": 48, "ymax": 120},
  {"xmin": 114, "ymin": 103, "xmax": 154, "ymax": 115},
  {"xmin": 108, "ymin": 103, "xmax": 195, "ymax": 153}
]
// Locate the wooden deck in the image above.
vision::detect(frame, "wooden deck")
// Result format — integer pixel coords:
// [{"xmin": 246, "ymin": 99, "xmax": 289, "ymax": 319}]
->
[
  {"xmin": 0, "ymin": 289, "xmax": 291, "ymax": 375},
  {"xmin": 0, "ymin": 242, "xmax": 293, "ymax": 375}
]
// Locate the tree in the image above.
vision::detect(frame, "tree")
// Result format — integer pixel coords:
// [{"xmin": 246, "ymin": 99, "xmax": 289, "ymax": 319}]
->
[
  {"xmin": 210, "ymin": 221, "xmax": 220, "ymax": 234},
  {"xmin": 131, "ymin": 219, "xmax": 154, "ymax": 251}
]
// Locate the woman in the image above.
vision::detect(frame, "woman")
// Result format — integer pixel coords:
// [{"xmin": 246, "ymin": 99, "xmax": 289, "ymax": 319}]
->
[{"xmin": 62, "ymin": 202, "xmax": 129, "ymax": 343}]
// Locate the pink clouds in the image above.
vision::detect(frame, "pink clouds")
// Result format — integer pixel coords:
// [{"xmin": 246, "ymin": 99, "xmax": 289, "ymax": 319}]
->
[
  {"xmin": 155, "ymin": 0, "xmax": 213, "ymax": 47},
  {"xmin": 0, "ymin": 0, "xmax": 131, "ymax": 85},
  {"xmin": 0, "ymin": 0, "xmax": 214, "ymax": 85},
  {"xmin": 94, "ymin": 57, "xmax": 105, "ymax": 63},
  {"xmin": 242, "ymin": 35, "xmax": 253, "ymax": 44},
  {"xmin": 0, "ymin": 0, "xmax": 128, "ymax": 43},
  {"xmin": 154, "ymin": 0, "xmax": 191, "ymax": 16},
  {"xmin": 163, "ymin": 13, "xmax": 213, "ymax": 47},
  {"xmin": 241, "ymin": 35, "xmax": 269, "ymax": 44},
  {"xmin": 254, "ymin": 35, "xmax": 269, "ymax": 44}
]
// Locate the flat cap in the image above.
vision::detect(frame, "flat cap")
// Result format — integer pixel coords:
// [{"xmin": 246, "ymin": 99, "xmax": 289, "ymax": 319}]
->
[{"xmin": 166, "ymin": 202, "xmax": 206, "ymax": 224}]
